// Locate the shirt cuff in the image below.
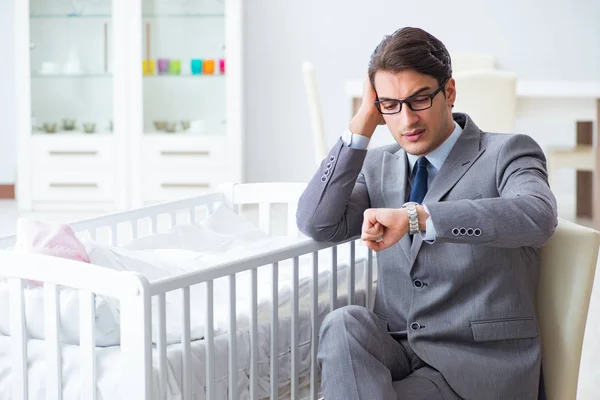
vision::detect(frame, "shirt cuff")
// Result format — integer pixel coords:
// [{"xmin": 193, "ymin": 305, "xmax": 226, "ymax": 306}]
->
[
  {"xmin": 421, "ymin": 204, "xmax": 437, "ymax": 243},
  {"xmin": 341, "ymin": 129, "xmax": 370, "ymax": 150}
]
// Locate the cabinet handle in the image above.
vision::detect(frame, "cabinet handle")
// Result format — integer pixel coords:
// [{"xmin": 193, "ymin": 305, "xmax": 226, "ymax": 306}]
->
[
  {"xmin": 48, "ymin": 151, "xmax": 98, "ymax": 156},
  {"xmin": 161, "ymin": 183, "xmax": 210, "ymax": 189},
  {"xmin": 160, "ymin": 151, "xmax": 210, "ymax": 157},
  {"xmin": 49, "ymin": 183, "xmax": 98, "ymax": 188}
]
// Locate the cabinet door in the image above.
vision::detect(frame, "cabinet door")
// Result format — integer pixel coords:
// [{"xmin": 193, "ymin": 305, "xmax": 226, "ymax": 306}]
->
[
  {"xmin": 135, "ymin": 0, "xmax": 230, "ymax": 204},
  {"xmin": 26, "ymin": 0, "xmax": 126, "ymax": 210}
]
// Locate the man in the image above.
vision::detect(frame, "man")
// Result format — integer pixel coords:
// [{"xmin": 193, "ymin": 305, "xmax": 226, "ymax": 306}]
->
[{"xmin": 296, "ymin": 27, "xmax": 557, "ymax": 400}]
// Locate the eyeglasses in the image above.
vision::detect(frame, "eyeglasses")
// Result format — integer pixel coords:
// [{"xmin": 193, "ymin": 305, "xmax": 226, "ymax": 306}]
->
[{"xmin": 374, "ymin": 78, "xmax": 449, "ymax": 115}]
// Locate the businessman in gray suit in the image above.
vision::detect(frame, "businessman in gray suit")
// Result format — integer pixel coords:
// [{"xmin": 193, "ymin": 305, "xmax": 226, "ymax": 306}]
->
[{"xmin": 296, "ymin": 27, "xmax": 557, "ymax": 400}]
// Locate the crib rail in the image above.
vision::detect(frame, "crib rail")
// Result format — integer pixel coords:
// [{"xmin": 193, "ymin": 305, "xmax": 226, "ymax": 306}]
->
[
  {"xmin": 0, "ymin": 253, "xmax": 151, "ymax": 400},
  {"xmin": 148, "ymin": 237, "xmax": 345, "ymax": 295},
  {"xmin": 0, "ymin": 192, "xmax": 226, "ymax": 249},
  {"xmin": 143, "ymin": 236, "xmax": 374, "ymax": 400}
]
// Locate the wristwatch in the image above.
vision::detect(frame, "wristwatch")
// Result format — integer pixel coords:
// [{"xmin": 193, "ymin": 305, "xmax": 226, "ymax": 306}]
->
[{"xmin": 402, "ymin": 202, "xmax": 420, "ymax": 235}]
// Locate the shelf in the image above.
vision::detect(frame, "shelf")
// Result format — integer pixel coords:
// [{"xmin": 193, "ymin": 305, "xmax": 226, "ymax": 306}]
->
[
  {"xmin": 32, "ymin": 131, "xmax": 113, "ymax": 136},
  {"xmin": 30, "ymin": 14, "xmax": 111, "ymax": 19},
  {"xmin": 142, "ymin": 13, "xmax": 225, "ymax": 18},
  {"xmin": 144, "ymin": 132, "xmax": 225, "ymax": 136},
  {"xmin": 31, "ymin": 73, "xmax": 224, "ymax": 79},
  {"xmin": 30, "ymin": 13, "xmax": 224, "ymax": 19},
  {"xmin": 143, "ymin": 74, "xmax": 225, "ymax": 78},
  {"xmin": 31, "ymin": 73, "xmax": 112, "ymax": 79}
]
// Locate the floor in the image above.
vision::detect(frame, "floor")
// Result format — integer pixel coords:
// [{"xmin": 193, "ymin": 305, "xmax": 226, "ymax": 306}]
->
[{"xmin": 0, "ymin": 197, "xmax": 599, "ymax": 399}]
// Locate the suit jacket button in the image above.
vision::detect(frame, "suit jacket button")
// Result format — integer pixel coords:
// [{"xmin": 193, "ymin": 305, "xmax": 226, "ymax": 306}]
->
[
  {"xmin": 413, "ymin": 280, "xmax": 423, "ymax": 288},
  {"xmin": 410, "ymin": 322, "xmax": 421, "ymax": 331}
]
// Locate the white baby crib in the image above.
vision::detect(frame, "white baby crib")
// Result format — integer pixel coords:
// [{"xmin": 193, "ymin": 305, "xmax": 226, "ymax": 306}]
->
[{"xmin": 0, "ymin": 182, "xmax": 375, "ymax": 400}]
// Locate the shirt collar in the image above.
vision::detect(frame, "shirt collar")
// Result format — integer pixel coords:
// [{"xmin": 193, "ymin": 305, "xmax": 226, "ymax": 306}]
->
[{"xmin": 406, "ymin": 121, "xmax": 463, "ymax": 173}]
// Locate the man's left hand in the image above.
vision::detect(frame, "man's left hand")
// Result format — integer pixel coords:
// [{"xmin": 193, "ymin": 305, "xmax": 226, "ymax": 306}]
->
[{"xmin": 361, "ymin": 208, "xmax": 409, "ymax": 251}]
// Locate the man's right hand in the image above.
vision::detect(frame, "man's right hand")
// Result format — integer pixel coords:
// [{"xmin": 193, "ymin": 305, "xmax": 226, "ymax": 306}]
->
[{"xmin": 348, "ymin": 75, "xmax": 385, "ymax": 139}]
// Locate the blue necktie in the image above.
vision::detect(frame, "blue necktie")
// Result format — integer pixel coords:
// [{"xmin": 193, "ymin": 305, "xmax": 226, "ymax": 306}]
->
[{"xmin": 409, "ymin": 157, "xmax": 429, "ymax": 203}]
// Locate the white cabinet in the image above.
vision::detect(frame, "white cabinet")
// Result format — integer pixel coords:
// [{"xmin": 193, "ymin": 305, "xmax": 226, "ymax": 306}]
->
[
  {"xmin": 141, "ymin": 135, "xmax": 229, "ymax": 203},
  {"xmin": 30, "ymin": 135, "xmax": 118, "ymax": 209},
  {"xmin": 15, "ymin": 0, "xmax": 243, "ymax": 211}
]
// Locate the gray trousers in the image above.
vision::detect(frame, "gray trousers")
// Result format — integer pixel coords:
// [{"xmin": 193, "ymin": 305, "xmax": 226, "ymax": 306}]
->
[{"xmin": 318, "ymin": 305, "xmax": 462, "ymax": 400}]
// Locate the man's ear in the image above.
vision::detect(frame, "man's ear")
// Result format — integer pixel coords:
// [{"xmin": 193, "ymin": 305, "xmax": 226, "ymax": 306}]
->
[{"xmin": 446, "ymin": 78, "xmax": 456, "ymax": 105}]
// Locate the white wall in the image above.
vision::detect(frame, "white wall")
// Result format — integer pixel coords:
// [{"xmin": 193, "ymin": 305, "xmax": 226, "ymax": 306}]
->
[
  {"xmin": 0, "ymin": 0, "xmax": 16, "ymax": 184},
  {"xmin": 243, "ymin": 0, "xmax": 600, "ymax": 183}
]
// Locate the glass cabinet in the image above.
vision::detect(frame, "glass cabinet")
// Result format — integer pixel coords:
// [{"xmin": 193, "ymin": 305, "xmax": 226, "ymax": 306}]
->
[
  {"xmin": 16, "ymin": 0, "xmax": 243, "ymax": 211},
  {"xmin": 141, "ymin": 0, "xmax": 227, "ymax": 136},
  {"xmin": 29, "ymin": 0, "xmax": 114, "ymax": 136}
]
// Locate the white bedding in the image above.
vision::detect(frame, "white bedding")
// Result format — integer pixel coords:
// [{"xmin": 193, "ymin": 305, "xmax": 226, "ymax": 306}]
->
[
  {"xmin": 0, "ymin": 255, "xmax": 372, "ymax": 400},
  {"xmin": 0, "ymin": 206, "xmax": 311, "ymax": 346}
]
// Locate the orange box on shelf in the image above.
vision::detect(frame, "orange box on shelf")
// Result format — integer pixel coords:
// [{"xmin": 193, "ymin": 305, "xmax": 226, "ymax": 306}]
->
[{"xmin": 202, "ymin": 59, "xmax": 215, "ymax": 75}]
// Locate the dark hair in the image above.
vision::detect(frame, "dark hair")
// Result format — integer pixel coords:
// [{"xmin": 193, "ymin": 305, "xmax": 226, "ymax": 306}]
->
[{"xmin": 368, "ymin": 27, "xmax": 452, "ymax": 89}]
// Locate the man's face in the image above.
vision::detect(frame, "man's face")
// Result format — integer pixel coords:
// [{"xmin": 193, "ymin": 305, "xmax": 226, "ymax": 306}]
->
[{"xmin": 373, "ymin": 70, "xmax": 456, "ymax": 157}]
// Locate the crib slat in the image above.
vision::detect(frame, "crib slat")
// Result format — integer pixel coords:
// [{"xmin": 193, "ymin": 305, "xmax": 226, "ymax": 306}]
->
[
  {"xmin": 90, "ymin": 229, "xmax": 97, "ymax": 241},
  {"xmin": 270, "ymin": 262, "xmax": 279, "ymax": 399},
  {"xmin": 205, "ymin": 280, "xmax": 215, "ymax": 400},
  {"xmin": 131, "ymin": 220, "xmax": 139, "ymax": 239},
  {"xmin": 330, "ymin": 246, "xmax": 338, "ymax": 312},
  {"xmin": 79, "ymin": 290, "xmax": 96, "ymax": 400},
  {"xmin": 169, "ymin": 212, "xmax": 177, "ymax": 228},
  {"xmin": 258, "ymin": 202, "xmax": 271, "ymax": 234},
  {"xmin": 206, "ymin": 202, "xmax": 214, "ymax": 215},
  {"xmin": 182, "ymin": 287, "xmax": 192, "ymax": 399},
  {"xmin": 287, "ymin": 201, "xmax": 299, "ymax": 237},
  {"xmin": 9, "ymin": 278, "xmax": 28, "ymax": 400},
  {"xmin": 157, "ymin": 293, "xmax": 167, "ymax": 398},
  {"xmin": 44, "ymin": 283, "xmax": 61, "ymax": 400},
  {"xmin": 348, "ymin": 242, "xmax": 356, "ymax": 305},
  {"xmin": 311, "ymin": 252, "xmax": 319, "ymax": 400},
  {"xmin": 366, "ymin": 249, "xmax": 373, "ymax": 310},
  {"xmin": 291, "ymin": 257, "xmax": 300, "ymax": 399},
  {"xmin": 250, "ymin": 268, "xmax": 258, "ymax": 400},
  {"xmin": 151, "ymin": 215, "xmax": 158, "ymax": 234},
  {"xmin": 110, "ymin": 224, "xmax": 118, "ymax": 246},
  {"xmin": 188, "ymin": 207, "xmax": 195, "ymax": 224},
  {"xmin": 228, "ymin": 274, "xmax": 238, "ymax": 400}
]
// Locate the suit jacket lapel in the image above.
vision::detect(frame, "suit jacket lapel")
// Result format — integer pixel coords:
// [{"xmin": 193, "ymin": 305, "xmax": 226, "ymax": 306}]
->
[
  {"xmin": 410, "ymin": 115, "xmax": 486, "ymax": 264},
  {"xmin": 382, "ymin": 149, "xmax": 411, "ymax": 262}
]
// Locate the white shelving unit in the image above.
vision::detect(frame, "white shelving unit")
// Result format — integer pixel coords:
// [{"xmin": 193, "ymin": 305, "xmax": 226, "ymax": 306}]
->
[{"xmin": 15, "ymin": 0, "xmax": 243, "ymax": 211}]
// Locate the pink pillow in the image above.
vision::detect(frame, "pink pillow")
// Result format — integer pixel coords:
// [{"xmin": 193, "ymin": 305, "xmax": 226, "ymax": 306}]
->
[{"xmin": 14, "ymin": 219, "xmax": 90, "ymax": 286}]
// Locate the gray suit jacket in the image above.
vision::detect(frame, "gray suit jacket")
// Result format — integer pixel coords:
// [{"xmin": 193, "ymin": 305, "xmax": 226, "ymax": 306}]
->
[{"xmin": 297, "ymin": 113, "xmax": 557, "ymax": 399}]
